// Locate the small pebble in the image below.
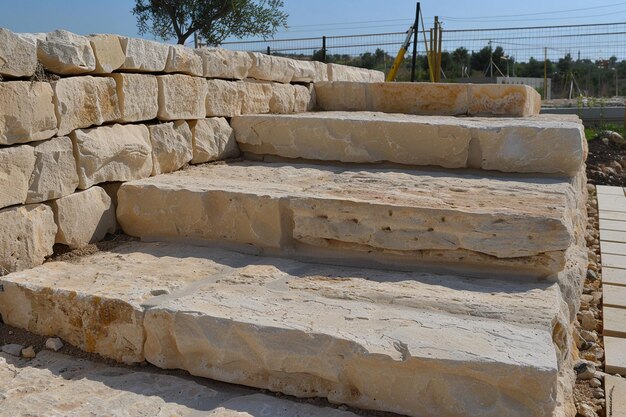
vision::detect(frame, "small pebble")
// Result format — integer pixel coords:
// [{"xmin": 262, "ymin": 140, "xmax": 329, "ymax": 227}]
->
[
  {"xmin": 574, "ymin": 360, "xmax": 596, "ymax": 380},
  {"xmin": 589, "ymin": 378, "xmax": 602, "ymax": 388},
  {"xmin": 21, "ymin": 346, "xmax": 36, "ymax": 359},
  {"xmin": 1, "ymin": 344, "xmax": 23, "ymax": 357},
  {"xmin": 592, "ymin": 388, "xmax": 604, "ymax": 399},
  {"xmin": 45, "ymin": 337, "xmax": 64, "ymax": 352},
  {"xmin": 577, "ymin": 402, "xmax": 598, "ymax": 417},
  {"xmin": 579, "ymin": 310, "xmax": 597, "ymax": 331},
  {"xmin": 586, "ymin": 269, "xmax": 598, "ymax": 281},
  {"xmin": 580, "ymin": 329, "xmax": 598, "ymax": 343}
]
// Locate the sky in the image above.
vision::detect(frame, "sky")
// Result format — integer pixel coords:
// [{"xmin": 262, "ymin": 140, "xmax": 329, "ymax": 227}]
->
[{"xmin": 0, "ymin": 0, "xmax": 626, "ymax": 42}]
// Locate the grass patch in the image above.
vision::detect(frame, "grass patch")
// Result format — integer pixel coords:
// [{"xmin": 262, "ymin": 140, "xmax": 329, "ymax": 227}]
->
[{"xmin": 585, "ymin": 123, "xmax": 626, "ymax": 141}]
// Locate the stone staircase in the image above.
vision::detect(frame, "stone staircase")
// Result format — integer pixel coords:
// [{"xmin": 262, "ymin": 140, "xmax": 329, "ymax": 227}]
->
[{"xmin": 0, "ymin": 82, "xmax": 588, "ymax": 416}]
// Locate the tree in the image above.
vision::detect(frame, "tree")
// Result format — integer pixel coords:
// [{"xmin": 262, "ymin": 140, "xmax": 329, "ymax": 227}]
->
[{"xmin": 132, "ymin": 0, "xmax": 288, "ymax": 46}]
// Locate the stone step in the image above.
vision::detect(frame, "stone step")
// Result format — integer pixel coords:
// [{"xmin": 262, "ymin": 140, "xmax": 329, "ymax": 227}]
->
[
  {"xmin": 232, "ymin": 111, "xmax": 585, "ymax": 176},
  {"xmin": 0, "ymin": 241, "xmax": 572, "ymax": 417},
  {"xmin": 314, "ymin": 82, "xmax": 541, "ymax": 117},
  {"xmin": 117, "ymin": 161, "xmax": 582, "ymax": 277}
]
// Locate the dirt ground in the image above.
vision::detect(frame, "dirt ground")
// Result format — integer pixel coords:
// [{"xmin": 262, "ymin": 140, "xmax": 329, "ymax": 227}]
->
[{"xmin": 587, "ymin": 138, "xmax": 626, "ymax": 187}]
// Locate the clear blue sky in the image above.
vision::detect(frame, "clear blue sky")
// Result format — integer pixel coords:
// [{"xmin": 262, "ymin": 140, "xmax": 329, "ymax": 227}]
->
[{"xmin": 0, "ymin": 0, "xmax": 625, "ymax": 42}]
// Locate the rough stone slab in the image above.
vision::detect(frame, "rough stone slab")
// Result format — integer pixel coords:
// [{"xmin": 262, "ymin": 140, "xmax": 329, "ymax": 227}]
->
[
  {"xmin": 157, "ymin": 74, "xmax": 207, "ymax": 121},
  {"xmin": 119, "ymin": 37, "xmax": 169, "ymax": 72},
  {"xmin": 149, "ymin": 121, "xmax": 193, "ymax": 175},
  {"xmin": 316, "ymin": 82, "xmax": 541, "ymax": 117},
  {"xmin": 600, "ymin": 229, "xmax": 626, "ymax": 243},
  {"xmin": 247, "ymin": 52, "xmax": 295, "ymax": 84},
  {"xmin": 600, "ymin": 241, "xmax": 626, "ymax": 256},
  {"xmin": 603, "ymin": 284, "xmax": 626, "ymax": 308},
  {"xmin": 294, "ymin": 84, "xmax": 314, "ymax": 112},
  {"xmin": 605, "ymin": 375, "xmax": 626, "ymax": 416},
  {"xmin": 0, "ymin": 81, "xmax": 57, "ymax": 145},
  {"xmin": 269, "ymin": 82, "xmax": 295, "ymax": 113},
  {"xmin": 604, "ymin": 307, "xmax": 626, "ymax": 338},
  {"xmin": 165, "ymin": 44, "xmax": 203, "ymax": 76},
  {"xmin": 0, "ymin": 144, "xmax": 36, "ymax": 209},
  {"xmin": 239, "ymin": 81, "xmax": 272, "ymax": 114},
  {"xmin": 50, "ymin": 186, "xmax": 116, "ymax": 248},
  {"xmin": 110, "ymin": 73, "xmax": 158, "ymax": 123},
  {"xmin": 600, "ymin": 219, "xmax": 626, "ymax": 232},
  {"xmin": 206, "ymin": 79, "xmax": 241, "ymax": 117},
  {"xmin": 37, "ymin": 30, "xmax": 96, "ymax": 75},
  {"xmin": 0, "ymin": 204, "xmax": 56, "ymax": 274},
  {"xmin": 88, "ymin": 34, "xmax": 125, "ymax": 73},
  {"xmin": 596, "ymin": 185, "xmax": 624, "ymax": 195},
  {"xmin": 53, "ymin": 76, "xmax": 121, "ymax": 136},
  {"xmin": 71, "ymin": 124, "xmax": 152, "ymax": 189},
  {"xmin": 603, "ymin": 267, "xmax": 626, "ymax": 286},
  {"xmin": 313, "ymin": 61, "xmax": 329, "ymax": 82},
  {"xmin": 291, "ymin": 59, "xmax": 317, "ymax": 83},
  {"xmin": 605, "ymin": 336, "xmax": 626, "ymax": 375},
  {"xmin": 0, "ymin": 28, "xmax": 38, "ymax": 77},
  {"xmin": 599, "ymin": 210, "xmax": 626, "ymax": 221},
  {"xmin": 189, "ymin": 118, "xmax": 239, "ymax": 164},
  {"xmin": 232, "ymin": 112, "xmax": 585, "ymax": 175},
  {"xmin": 602, "ymin": 254, "xmax": 626, "ymax": 270},
  {"xmin": 469, "ymin": 84, "xmax": 541, "ymax": 117},
  {"xmin": 117, "ymin": 162, "xmax": 576, "ymax": 275},
  {"xmin": 26, "ymin": 136, "xmax": 79, "ymax": 204},
  {"xmin": 195, "ymin": 48, "xmax": 252, "ymax": 80},
  {"xmin": 327, "ymin": 63, "xmax": 383, "ymax": 82}
]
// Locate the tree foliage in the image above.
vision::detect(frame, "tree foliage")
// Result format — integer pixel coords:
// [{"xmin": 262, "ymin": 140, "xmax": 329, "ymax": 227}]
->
[{"xmin": 132, "ymin": 0, "xmax": 288, "ymax": 45}]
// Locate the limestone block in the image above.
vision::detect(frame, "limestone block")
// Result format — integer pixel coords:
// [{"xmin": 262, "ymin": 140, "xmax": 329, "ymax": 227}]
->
[
  {"xmin": 327, "ymin": 63, "xmax": 381, "ymax": 82},
  {"xmin": 368, "ymin": 68, "xmax": 385, "ymax": 82},
  {"xmin": 0, "ymin": 82, "xmax": 57, "ymax": 145},
  {"xmin": 0, "ymin": 204, "xmax": 56, "ymax": 274},
  {"xmin": 291, "ymin": 60, "xmax": 317, "ymax": 83},
  {"xmin": 119, "ymin": 37, "xmax": 169, "ymax": 73},
  {"xmin": 294, "ymin": 84, "xmax": 315, "ymax": 112},
  {"xmin": 157, "ymin": 74, "xmax": 207, "ymax": 121},
  {"xmin": 165, "ymin": 45, "xmax": 203, "ymax": 76},
  {"xmin": 469, "ymin": 84, "xmax": 541, "ymax": 117},
  {"xmin": 100, "ymin": 182, "xmax": 122, "ymax": 208},
  {"xmin": 247, "ymin": 52, "xmax": 295, "ymax": 84},
  {"xmin": 206, "ymin": 79, "xmax": 241, "ymax": 117},
  {"xmin": 26, "ymin": 137, "xmax": 79, "ymax": 204},
  {"xmin": 368, "ymin": 82, "xmax": 469, "ymax": 115},
  {"xmin": 148, "ymin": 121, "xmax": 193, "ymax": 175},
  {"xmin": 110, "ymin": 73, "xmax": 158, "ymax": 123},
  {"xmin": 239, "ymin": 81, "xmax": 272, "ymax": 114},
  {"xmin": 269, "ymin": 83, "xmax": 295, "ymax": 113},
  {"xmin": 195, "ymin": 48, "xmax": 252, "ymax": 80},
  {"xmin": 88, "ymin": 34, "xmax": 125, "ymax": 74},
  {"xmin": 71, "ymin": 124, "xmax": 152, "ymax": 189},
  {"xmin": 313, "ymin": 61, "xmax": 329, "ymax": 82},
  {"xmin": 313, "ymin": 81, "xmax": 367, "ymax": 111},
  {"xmin": 0, "ymin": 28, "xmax": 38, "ymax": 78},
  {"xmin": 53, "ymin": 76, "xmax": 121, "ymax": 136},
  {"xmin": 37, "ymin": 30, "xmax": 96, "ymax": 75},
  {"xmin": 189, "ymin": 118, "xmax": 239, "ymax": 164},
  {"xmin": 50, "ymin": 186, "xmax": 116, "ymax": 248},
  {"xmin": 0, "ymin": 145, "xmax": 36, "ymax": 209}
]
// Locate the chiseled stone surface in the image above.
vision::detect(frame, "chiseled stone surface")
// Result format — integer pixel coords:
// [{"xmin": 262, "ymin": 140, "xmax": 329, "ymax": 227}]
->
[
  {"xmin": 189, "ymin": 118, "xmax": 239, "ymax": 164},
  {"xmin": 327, "ymin": 63, "xmax": 383, "ymax": 82},
  {"xmin": 50, "ymin": 186, "xmax": 117, "ymax": 249},
  {"xmin": 148, "ymin": 121, "xmax": 193, "ymax": 175},
  {"xmin": 111, "ymin": 73, "xmax": 158, "ymax": 123},
  {"xmin": 0, "ymin": 241, "xmax": 568, "ymax": 417},
  {"xmin": 294, "ymin": 84, "xmax": 315, "ymax": 112},
  {"xmin": 0, "ymin": 352, "xmax": 358, "ymax": 417},
  {"xmin": 291, "ymin": 59, "xmax": 317, "ymax": 83},
  {"xmin": 165, "ymin": 44, "xmax": 203, "ymax": 76},
  {"xmin": 26, "ymin": 136, "xmax": 79, "ymax": 204},
  {"xmin": 232, "ymin": 112, "xmax": 586, "ymax": 175},
  {"xmin": 0, "ymin": 144, "xmax": 36, "ymax": 209},
  {"xmin": 247, "ymin": 52, "xmax": 295, "ymax": 84},
  {"xmin": 157, "ymin": 74, "xmax": 208, "ymax": 120},
  {"xmin": 0, "ymin": 28, "xmax": 38, "ymax": 77},
  {"xmin": 206, "ymin": 79, "xmax": 241, "ymax": 117},
  {"xmin": 88, "ymin": 34, "xmax": 125, "ymax": 74},
  {"xmin": 0, "ymin": 204, "xmax": 56, "ymax": 274},
  {"xmin": 0, "ymin": 81, "xmax": 57, "ymax": 145},
  {"xmin": 368, "ymin": 82, "xmax": 469, "ymax": 115},
  {"xmin": 195, "ymin": 48, "xmax": 252, "ymax": 80},
  {"xmin": 269, "ymin": 82, "xmax": 295, "ymax": 113},
  {"xmin": 117, "ymin": 162, "xmax": 577, "ymax": 275},
  {"xmin": 71, "ymin": 124, "xmax": 152, "ymax": 189},
  {"xmin": 53, "ymin": 76, "xmax": 121, "ymax": 136},
  {"xmin": 119, "ymin": 37, "xmax": 169, "ymax": 72},
  {"xmin": 469, "ymin": 84, "xmax": 541, "ymax": 117},
  {"xmin": 37, "ymin": 29, "xmax": 96, "ymax": 75},
  {"xmin": 239, "ymin": 81, "xmax": 272, "ymax": 114}
]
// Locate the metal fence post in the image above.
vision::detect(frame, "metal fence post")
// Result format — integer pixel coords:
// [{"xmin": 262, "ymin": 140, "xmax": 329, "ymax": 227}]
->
[
  {"xmin": 267, "ymin": 46, "xmax": 271, "ymax": 55},
  {"xmin": 322, "ymin": 36, "xmax": 327, "ymax": 63},
  {"xmin": 410, "ymin": 2, "xmax": 420, "ymax": 82}
]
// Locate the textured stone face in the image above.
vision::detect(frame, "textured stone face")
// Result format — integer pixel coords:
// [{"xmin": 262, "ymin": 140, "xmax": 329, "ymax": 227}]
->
[
  {"xmin": 110, "ymin": 73, "xmax": 158, "ymax": 123},
  {"xmin": 53, "ymin": 76, "xmax": 121, "ymax": 136},
  {"xmin": 71, "ymin": 124, "xmax": 152, "ymax": 189},
  {"xmin": 0, "ymin": 82, "xmax": 57, "ymax": 145},
  {"xmin": 189, "ymin": 118, "xmax": 239, "ymax": 164},
  {"xmin": 165, "ymin": 45, "xmax": 203, "ymax": 76},
  {"xmin": 206, "ymin": 79, "xmax": 241, "ymax": 117},
  {"xmin": 88, "ymin": 34, "xmax": 125, "ymax": 73},
  {"xmin": 37, "ymin": 30, "xmax": 96, "ymax": 75},
  {"xmin": 149, "ymin": 121, "xmax": 193, "ymax": 175},
  {"xmin": 327, "ymin": 63, "xmax": 383, "ymax": 82},
  {"xmin": 0, "ymin": 145, "xmax": 36, "ymax": 209},
  {"xmin": 26, "ymin": 136, "xmax": 79, "ymax": 204},
  {"xmin": 0, "ymin": 28, "xmax": 38, "ymax": 77},
  {"xmin": 195, "ymin": 48, "xmax": 252, "ymax": 80},
  {"xmin": 157, "ymin": 74, "xmax": 208, "ymax": 120},
  {"xmin": 269, "ymin": 83, "xmax": 295, "ymax": 113},
  {"xmin": 291, "ymin": 60, "xmax": 317, "ymax": 83},
  {"xmin": 239, "ymin": 81, "xmax": 272, "ymax": 114},
  {"xmin": 247, "ymin": 52, "xmax": 295, "ymax": 83},
  {"xmin": 368, "ymin": 82, "xmax": 469, "ymax": 115},
  {"xmin": 119, "ymin": 37, "xmax": 169, "ymax": 72},
  {"xmin": 0, "ymin": 204, "xmax": 56, "ymax": 274},
  {"xmin": 469, "ymin": 84, "xmax": 542, "ymax": 116},
  {"xmin": 294, "ymin": 84, "xmax": 315, "ymax": 112},
  {"xmin": 51, "ymin": 186, "xmax": 117, "ymax": 249}
]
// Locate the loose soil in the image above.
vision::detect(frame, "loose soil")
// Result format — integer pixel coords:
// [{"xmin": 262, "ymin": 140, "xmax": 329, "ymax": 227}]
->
[{"xmin": 586, "ymin": 138, "xmax": 626, "ymax": 187}]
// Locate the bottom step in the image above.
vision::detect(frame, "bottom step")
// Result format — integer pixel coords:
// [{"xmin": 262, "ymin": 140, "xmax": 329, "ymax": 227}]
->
[{"xmin": 0, "ymin": 241, "xmax": 570, "ymax": 417}]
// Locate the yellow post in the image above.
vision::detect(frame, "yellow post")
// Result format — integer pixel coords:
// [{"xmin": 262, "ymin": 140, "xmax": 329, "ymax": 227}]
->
[
  {"xmin": 544, "ymin": 47, "xmax": 548, "ymax": 100},
  {"xmin": 436, "ymin": 17, "xmax": 443, "ymax": 82}
]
